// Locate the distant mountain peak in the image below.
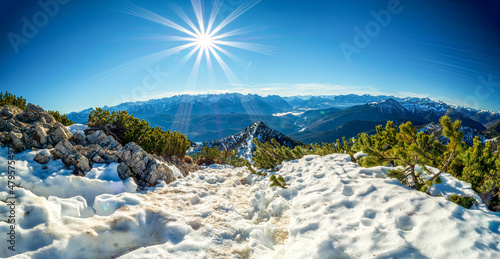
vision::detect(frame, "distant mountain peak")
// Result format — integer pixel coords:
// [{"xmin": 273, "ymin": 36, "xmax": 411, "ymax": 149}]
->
[
  {"xmin": 192, "ymin": 121, "xmax": 302, "ymax": 160},
  {"xmin": 370, "ymin": 98, "xmax": 408, "ymax": 115}
]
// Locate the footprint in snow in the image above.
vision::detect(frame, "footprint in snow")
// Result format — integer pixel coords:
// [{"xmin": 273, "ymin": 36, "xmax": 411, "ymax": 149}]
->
[{"xmin": 342, "ymin": 185, "xmax": 355, "ymax": 196}]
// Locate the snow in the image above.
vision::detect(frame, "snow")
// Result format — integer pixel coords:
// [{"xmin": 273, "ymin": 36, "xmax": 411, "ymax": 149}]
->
[
  {"xmin": 66, "ymin": 123, "xmax": 88, "ymax": 136},
  {"xmin": 272, "ymin": 111, "xmax": 305, "ymax": 117},
  {"xmin": 1, "ymin": 148, "xmax": 499, "ymax": 258}
]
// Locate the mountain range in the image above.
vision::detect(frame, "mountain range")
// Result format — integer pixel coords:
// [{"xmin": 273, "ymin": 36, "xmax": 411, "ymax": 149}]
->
[{"xmin": 68, "ymin": 93, "xmax": 500, "ymax": 144}]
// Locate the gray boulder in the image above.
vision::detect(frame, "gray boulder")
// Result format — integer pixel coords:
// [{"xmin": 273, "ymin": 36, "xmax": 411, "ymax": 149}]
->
[
  {"xmin": 86, "ymin": 130, "xmax": 106, "ymax": 144},
  {"xmin": 0, "ymin": 105, "xmax": 23, "ymax": 119},
  {"xmin": 9, "ymin": 131, "xmax": 24, "ymax": 151},
  {"xmin": 117, "ymin": 162, "xmax": 132, "ymax": 180},
  {"xmin": 34, "ymin": 150, "xmax": 51, "ymax": 164},
  {"xmin": 34, "ymin": 124, "xmax": 48, "ymax": 145},
  {"xmin": 116, "ymin": 142, "xmax": 174, "ymax": 187},
  {"xmin": 54, "ymin": 140, "xmax": 91, "ymax": 174},
  {"xmin": 50, "ymin": 123, "xmax": 73, "ymax": 145},
  {"xmin": 26, "ymin": 103, "xmax": 45, "ymax": 113},
  {"xmin": 72, "ymin": 132, "xmax": 87, "ymax": 146}
]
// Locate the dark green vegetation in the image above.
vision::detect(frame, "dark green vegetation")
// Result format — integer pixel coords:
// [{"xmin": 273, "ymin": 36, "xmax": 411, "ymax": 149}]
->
[
  {"xmin": 356, "ymin": 116, "xmax": 500, "ymax": 209},
  {"xmin": 357, "ymin": 117, "xmax": 461, "ymax": 192},
  {"xmin": 448, "ymin": 194, "xmax": 478, "ymax": 209},
  {"xmin": 248, "ymin": 116, "xmax": 499, "ymax": 209},
  {"xmin": 0, "ymin": 91, "xmax": 27, "ymax": 110},
  {"xmin": 191, "ymin": 145, "xmax": 246, "ymax": 167},
  {"xmin": 48, "ymin": 110, "xmax": 74, "ymax": 126},
  {"xmin": 88, "ymin": 108, "xmax": 190, "ymax": 158},
  {"xmin": 1, "ymin": 91, "xmax": 73, "ymax": 126}
]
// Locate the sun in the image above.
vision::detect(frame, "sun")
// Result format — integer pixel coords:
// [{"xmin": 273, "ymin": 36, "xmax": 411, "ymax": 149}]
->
[
  {"xmin": 119, "ymin": 0, "xmax": 272, "ymax": 84},
  {"xmin": 197, "ymin": 34, "xmax": 213, "ymax": 48}
]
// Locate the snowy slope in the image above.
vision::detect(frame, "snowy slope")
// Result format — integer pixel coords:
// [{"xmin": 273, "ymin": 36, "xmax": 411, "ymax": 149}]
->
[{"xmin": 1, "ymin": 147, "xmax": 499, "ymax": 258}]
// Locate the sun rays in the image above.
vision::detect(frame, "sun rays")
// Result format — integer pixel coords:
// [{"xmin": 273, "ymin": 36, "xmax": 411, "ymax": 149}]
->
[{"xmin": 119, "ymin": 0, "xmax": 272, "ymax": 86}]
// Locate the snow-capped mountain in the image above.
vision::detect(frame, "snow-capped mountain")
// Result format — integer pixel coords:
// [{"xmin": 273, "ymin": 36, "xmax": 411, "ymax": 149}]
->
[
  {"xmin": 67, "ymin": 93, "xmax": 500, "ymax": 144},
  {"xmin": 369, "ymin": 98, "xmax": 409, "ymax": 115},
  {"xmin": 191, "ymin": 121, "xmax": 303, "ymax": 159},
  {"xmin": 399, "ymin": 97, "xmax": 450, "ymax": 116},
  {"xmin": 68, "ymin": 93, "xmax": 293, "ymax": 123}
]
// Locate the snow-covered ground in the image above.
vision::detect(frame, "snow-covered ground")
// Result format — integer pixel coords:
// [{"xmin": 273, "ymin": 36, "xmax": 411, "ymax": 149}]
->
[
  {"xmin": 66, "ymin": 123, "xmax": 88, "ymax": 136},
  {"xmin": 1, "ymin": 148, "xmax": 499, "ymax": 258}
]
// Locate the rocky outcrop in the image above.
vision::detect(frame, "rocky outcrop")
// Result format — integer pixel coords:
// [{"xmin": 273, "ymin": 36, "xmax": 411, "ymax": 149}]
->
[
  {"xmin": 1, "ymin": 104, "xmax": 198, "ymax": 187},
  {"xmin": 0, "ymin": 104, "xmax": 71, "ymax": 152},
  {"xmin": 53, "ymin": 140, "xmax": 91, "ymax": 175},
  {"xmin": 117, "ymin": 142, "xmax": 175, "ymax": 187}
]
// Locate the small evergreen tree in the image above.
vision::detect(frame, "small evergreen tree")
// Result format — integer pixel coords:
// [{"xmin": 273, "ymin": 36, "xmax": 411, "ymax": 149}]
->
[
  {"xmin": 0, "ymin": 91, "xmax": 27, "ymax": 110},
  {"xmin": 48, "ymin": 110, "xmax": 74, "ymax": 126},
  {"xmin": 359, "ymin": 119, "xmax": 451, "ymax": 191}
]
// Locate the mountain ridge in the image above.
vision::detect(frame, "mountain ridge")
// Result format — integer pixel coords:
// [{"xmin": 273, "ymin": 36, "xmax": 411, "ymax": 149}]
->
[{"xmin": 67, "ymin": 93, "xmax": 499, "ymax": 144}]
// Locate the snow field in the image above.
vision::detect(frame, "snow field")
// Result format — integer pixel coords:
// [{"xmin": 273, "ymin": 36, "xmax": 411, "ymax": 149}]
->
[{"xmin": 1, "ymin": 148, "xmax": 499, "ymax": 258}]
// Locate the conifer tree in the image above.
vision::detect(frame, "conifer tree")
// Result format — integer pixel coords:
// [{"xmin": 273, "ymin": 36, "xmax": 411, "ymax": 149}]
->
[{"xmin": 359, "ymin": 120, "xmax": 446, "ymax": 190}]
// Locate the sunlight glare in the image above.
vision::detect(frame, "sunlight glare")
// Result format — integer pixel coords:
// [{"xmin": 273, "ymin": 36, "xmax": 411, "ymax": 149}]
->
[{"xmin": 121, "ymin": 0, "xmax": 272, "ymax": 85}]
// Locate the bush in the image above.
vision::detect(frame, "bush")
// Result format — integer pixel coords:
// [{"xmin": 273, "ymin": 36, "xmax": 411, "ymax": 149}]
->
[
  {"xmin": 48, "ymin": 110, "xmax": 74, "ymax": 126},
  {"xmin": 192, "ymin": 145, "xmax": 246, "ymax": 167},
  {"xmin": 251, "ymin": 138, "xmax": 353, "ymax": 172},
  {"xmin": 448, "ymin": 194, "xmax": 478, "ymax": 209},
  {"xmin": 357, "ymin": 117, "xmax": 459, "ymax": 191},
  {"xmin": 0, "ymin": 91, "xmax": 26, "ymax": 110},
  {"xmin": 88, "ymin": 108, "xmax": 190, "ymax": 158}
]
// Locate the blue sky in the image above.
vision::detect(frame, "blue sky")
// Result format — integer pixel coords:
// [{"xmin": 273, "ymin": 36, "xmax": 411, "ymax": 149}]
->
[{"xmin": 1, "ymin": 0, "xmax": 500, "ymax": 113}]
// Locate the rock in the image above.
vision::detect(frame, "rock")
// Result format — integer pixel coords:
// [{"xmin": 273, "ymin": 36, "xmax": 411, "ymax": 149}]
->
[
  {"xmin": 117, "ymin": 162, "xmax": 132, "ymax": 180},
  {"xmin": 34, "ymin": 124, "xmax": 48, "ymax": 145},
  {"xmin": 87, "ymin": 130, "xmax": 106, "ymax": 144},
  {"xmin": 78, "ymin": 144, "xmax": 119, "ymax": 164},
  {"xmin": 166, "ymin": 156, "xmax": 200, "ymax": 177},
  {"xmin": 27, "ymin": 103, "xmax": 45, "ymax": 113},
  {"xmin": 24, "ymin": 134, "xmax": 41, "ymax": 149},
  {"xmin": 73, "ymin": 132, "xmax": 87, "ymax": 146},
  {"xmin": 50, "ymin": 123, "xmax": 73, "ymax": 144},
  {"xmin": 0, "ymin": 119, "xmax": 18, "ymax": 132},
  {"xmin": 92, "ymin": 155, "xmax": 105, "ymax": 163},
  {"xmin": 9, "ymin": 131, "xmax": 25, "ymax": 151},
  {"xmin": 54, "ymin": 140, "xmax": 91, "ymax": 173},
  {"xmin": 34, "ymin": 150, "xmax": 51, "ymax": 164},
  {"xmin": 54, "ymin": 139, "xmax": 77, "ymax": 157},
  {"xmin": 100, "ymin": 135, "xmax": 121, "ymax": 150},
  {"xmin": 117, "ymin": 142, "xmax": 174, "ymax": 187},
  {"xmin": 0, "ymin": 105, "xmax": 23, "ymax": 119}
]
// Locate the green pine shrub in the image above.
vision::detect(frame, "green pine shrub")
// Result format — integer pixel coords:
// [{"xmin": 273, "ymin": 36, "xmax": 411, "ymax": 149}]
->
[
  {"xmin": 48, "ymin": 110, "xmax": 74, "ymax": 126},
  {"xmin": 191, "ymin": 145, "xmax": 246, "ymax": 167},
  {"xmin": 448, "ymin": 194, "xmax": 478, "ymax": 209},
  {"xmin": 269, "ymin": 174, "xmax": 286, "ymax": 188},
  {"xmin": 357, "ymin": 117, "xmax": 459, "ymax": 191},
  {"xmin": 0, "ymin": 91, "xmax": 27, "ymax": 110},
  {"xmin": 88, "ymin": 108, "xmax": 190, "ymax": 158}
]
